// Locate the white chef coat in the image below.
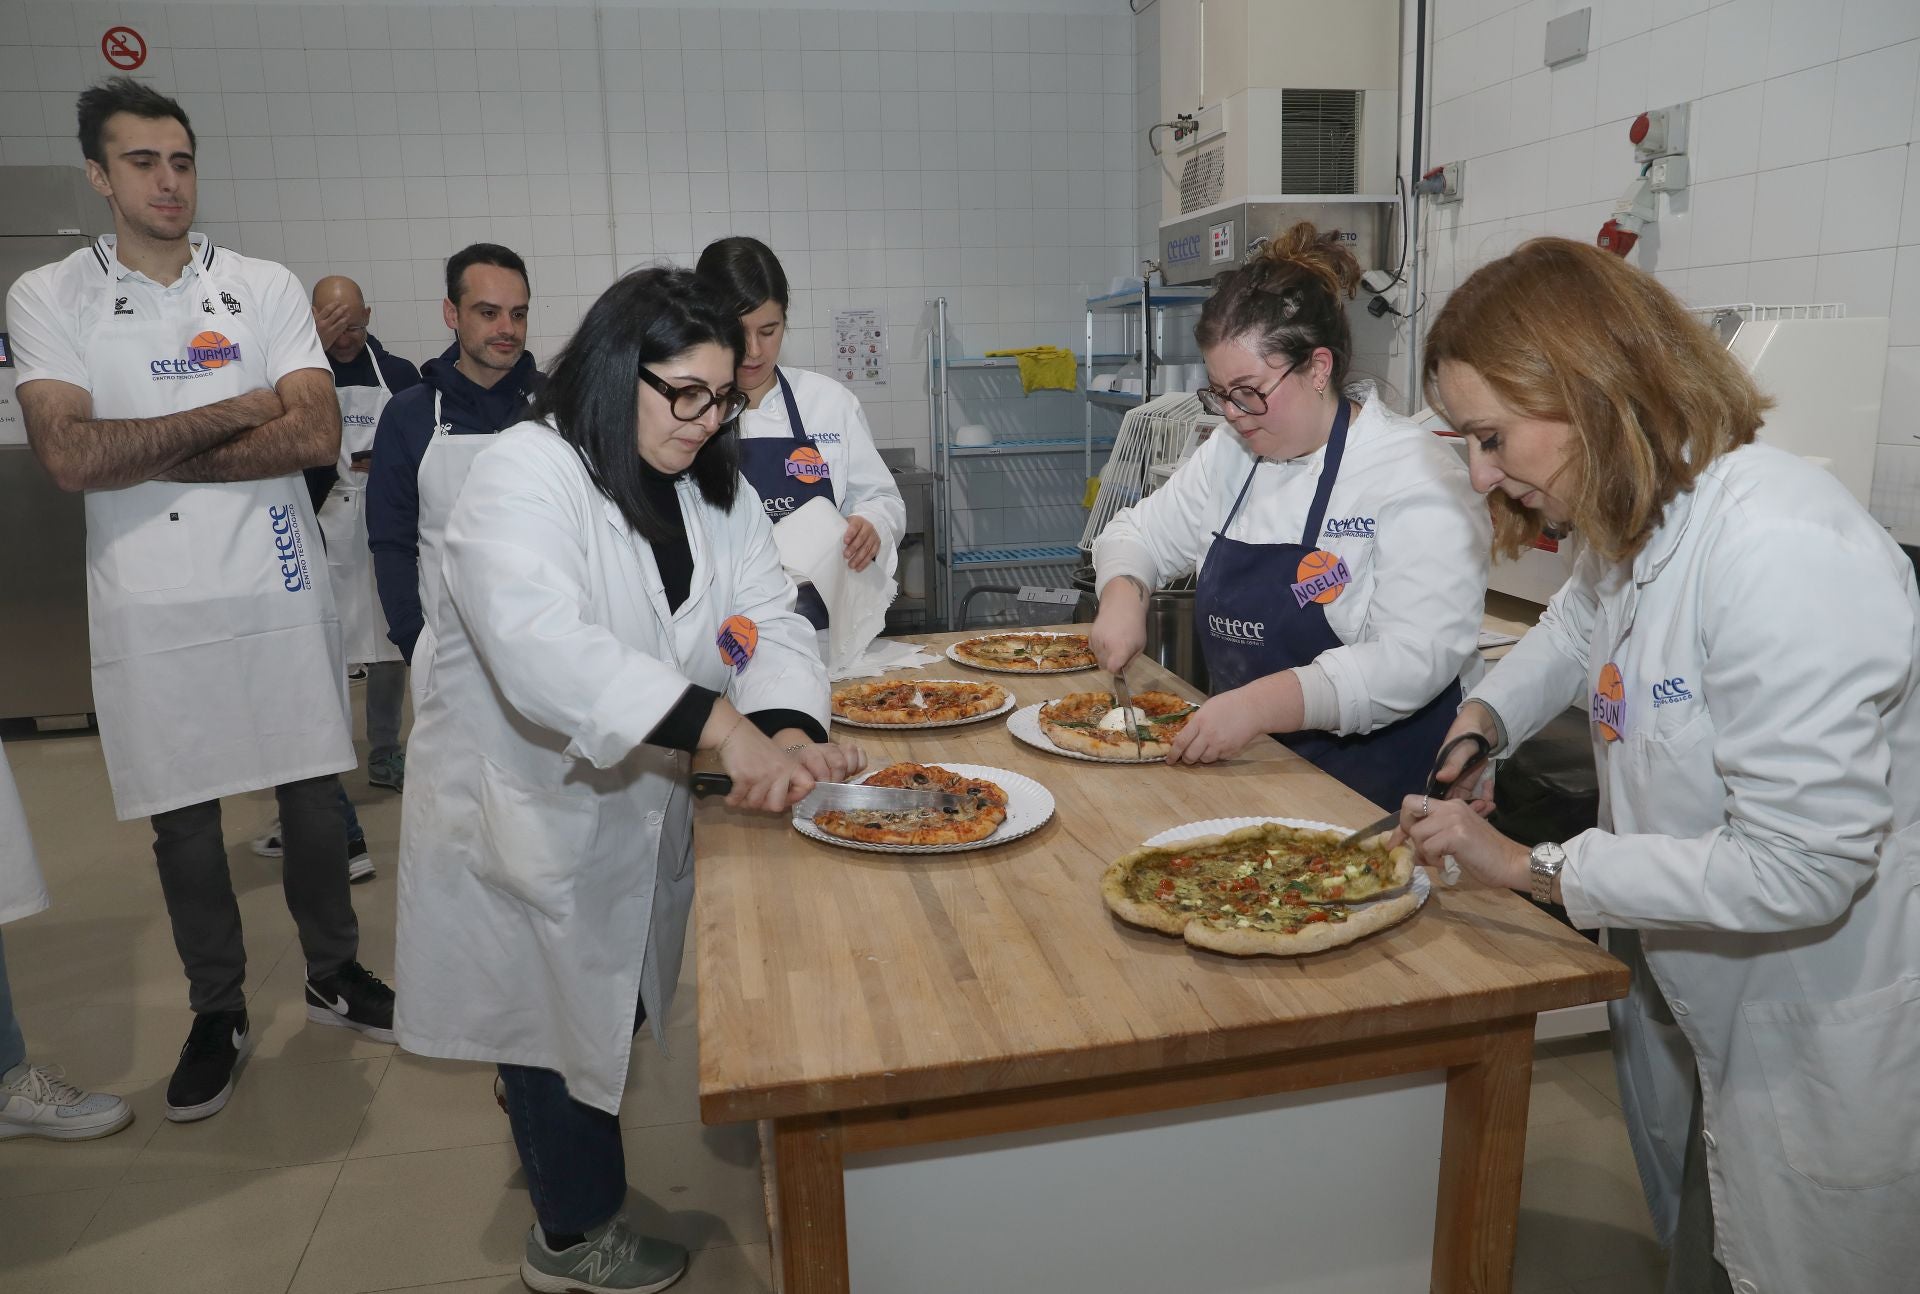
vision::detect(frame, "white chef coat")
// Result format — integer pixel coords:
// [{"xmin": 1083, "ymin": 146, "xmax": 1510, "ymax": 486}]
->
[
  {"xmin": 394, "ymin": 421, "xmax": 828, "ymax": 1115},
  {"xmin": 1094, "ymin": 390, "xmax": 1490, "ymax": 734},
  {"xmin": 6, "ymin": 234, "xmax": 353, "ymax": 820},
  {"xmin": 0, "ymin": 742, "xmax": 49, "ymax": 928},
  {"xmin": 1472, "ymin": 442, "xmax": 1920, "ymax": 1293},
  {"xmin": 738, "ymin": 365, "xmax": 906, "ymax": 555}
]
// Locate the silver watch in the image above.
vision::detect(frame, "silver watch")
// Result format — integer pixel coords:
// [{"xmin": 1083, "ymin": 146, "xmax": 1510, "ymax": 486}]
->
[{"xmin": 1528, "ymin": 841, "xmax": 1568, "ymax": 905}]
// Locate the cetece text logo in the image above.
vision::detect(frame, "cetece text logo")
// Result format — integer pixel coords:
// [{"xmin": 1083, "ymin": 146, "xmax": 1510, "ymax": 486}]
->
[
  {"xmin": 269, "ymin": 503, "xmax": 312, "ymax": 593},
  {"xmin": 151, "ymin": 331, "xmax": 242, "ymax": 381},
  {"xmin": 1206, "ymin": 613, "xmax": 1265, "ymax": 645},
  {"xmin": 1322, "ymin": 516, "xmax": 1376, "ymax": 539},
  {"xmin": 1651, "ymin": 676, "xmax": 1694, "ymax": 707}
]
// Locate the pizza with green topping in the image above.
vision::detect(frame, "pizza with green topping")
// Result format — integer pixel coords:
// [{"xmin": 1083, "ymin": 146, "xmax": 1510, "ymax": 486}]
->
[{"xmin": 1102, "ymin": 821, "xmax": 1419, "ymax": 956}]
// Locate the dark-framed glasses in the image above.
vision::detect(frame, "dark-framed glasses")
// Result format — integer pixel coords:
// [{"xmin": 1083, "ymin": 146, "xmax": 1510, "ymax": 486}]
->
[
  {"xmin": 1196, "ymin": 362, "xmax": 1297, "ymax": 417},
  {"xmin": 639, "ymin": 366, "xmax": 749, "ymax": 423}
]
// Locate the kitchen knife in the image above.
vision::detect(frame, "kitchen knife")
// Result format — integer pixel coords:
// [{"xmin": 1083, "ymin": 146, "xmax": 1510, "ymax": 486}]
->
[
  {"xmin": 690, "ymin": 772, "xmax": 974, "ymax": 817},
  {"xmin": 1109, "ymin": 669, "xmax": 1145, "ymax": 760},
  {"xmin": 1336, "ymin": 732, "xmax": 1495, "ymax": 850}
]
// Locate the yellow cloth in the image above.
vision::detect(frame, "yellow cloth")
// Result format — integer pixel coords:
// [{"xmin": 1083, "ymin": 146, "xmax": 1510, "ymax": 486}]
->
[{"xmin": 984, "ymin": 346, "xmax": 1077, "ymax": 394}]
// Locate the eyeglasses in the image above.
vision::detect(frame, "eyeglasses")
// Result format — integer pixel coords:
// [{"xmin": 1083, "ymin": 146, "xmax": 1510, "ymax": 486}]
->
[
  {"xmin": 638, "ymin": 366, "xmax": 749, "ymax": 423},
  {"xmin": 1196, "ymin": 362, "xmax": 1297, "ymax": 417}
]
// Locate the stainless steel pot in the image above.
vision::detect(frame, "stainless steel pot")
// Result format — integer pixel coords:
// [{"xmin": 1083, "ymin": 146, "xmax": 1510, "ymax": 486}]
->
[{"xmin": 1076, "ymin": 565, "xmax": 1208, "ymax": 692}]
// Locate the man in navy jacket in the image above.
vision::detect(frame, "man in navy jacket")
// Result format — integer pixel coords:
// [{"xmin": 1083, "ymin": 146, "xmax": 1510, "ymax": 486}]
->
[{"xmin": 366, "ymin": 244, "xmax": 541, "ymax": 666}]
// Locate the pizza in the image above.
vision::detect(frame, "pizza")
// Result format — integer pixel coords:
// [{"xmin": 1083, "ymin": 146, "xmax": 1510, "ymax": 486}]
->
[
  {"xmin": 950, "ymin": 632, "xmax": 1096, "ymax": 673},
  {"xmin": 1102, "ymin": 822, "xmax": 1418, "ymax": 956},
  {"xmin": 810, "ymin": 762, "xmax": 1010, "ymax": 847},
  {"xmin": 1038, "ymin": 689, "xmax": 1195, "ymax": 759},
  {"xmin": 831, "ymin": 679, "xmax": 1008, "ymax": 726}
]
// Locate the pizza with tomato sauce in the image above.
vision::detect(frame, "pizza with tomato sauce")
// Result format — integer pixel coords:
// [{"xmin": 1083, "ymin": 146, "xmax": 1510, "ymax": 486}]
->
[{"xmin": 1102, "ymin": 822, "xmax": 1418, "ymax": 956}]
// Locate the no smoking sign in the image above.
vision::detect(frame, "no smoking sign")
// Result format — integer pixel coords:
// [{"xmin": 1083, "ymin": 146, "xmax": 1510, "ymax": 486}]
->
[{"xmin": 100, "ymin": 26, "xmax": 147, "ymax": 71}]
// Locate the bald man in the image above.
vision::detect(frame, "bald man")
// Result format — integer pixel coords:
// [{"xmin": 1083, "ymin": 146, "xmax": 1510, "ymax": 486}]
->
[{"xmin": 306, "ymin": 277, "xmax": 419, "ymax": 801}]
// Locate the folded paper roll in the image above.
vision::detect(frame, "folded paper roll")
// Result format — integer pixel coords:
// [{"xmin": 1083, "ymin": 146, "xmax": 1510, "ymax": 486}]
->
[{"xmin": 771, "ymin": 497, "xmax": 897, "ymax": 674}]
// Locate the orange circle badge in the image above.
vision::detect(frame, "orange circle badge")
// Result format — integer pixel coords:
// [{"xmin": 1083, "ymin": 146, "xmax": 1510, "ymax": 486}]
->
[
  {"xmin": 716, "ymin": 615, "xmax": 759, "ymax": 674},
  {"xmin": 1591, "ymin": 662, "xmax": 1626, "ymax": 743},
  {"xmin": 1289, "ymin": 549, "xmax": 1351, "ymax": 608},
  {"xmin": 784, "ymin": 446, "xmax": 829, "ymax": 485},
  {"xmin": 187, "ymin": 331, "xmax": 241, "ymax": 368}
]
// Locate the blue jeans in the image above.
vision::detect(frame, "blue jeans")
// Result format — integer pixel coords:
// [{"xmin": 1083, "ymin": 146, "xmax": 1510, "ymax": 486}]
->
[
  {"xmin": 0, "ymin": 927, "xmax": 26, "ymax": 1074},
  {"xmin": 497, "ymin": 998, "xmax": 647, "ymax": 1236},
  {"xmin": 336, "ymin": 783, "xmax": 363, "ymax": 848}
]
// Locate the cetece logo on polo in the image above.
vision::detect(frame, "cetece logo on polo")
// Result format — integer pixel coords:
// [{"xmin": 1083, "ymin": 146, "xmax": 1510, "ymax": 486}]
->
[
  {"xmin": 1291, "ymin": 549, "xmax": 1351, "ymax": 608},
  {"xmin": 1592, "ymin": 662, "xmax": 1627, "ymax": 742},
  {"xmin": 1206, "ymin": 614, "xmax": 1265, "ymax": 645},
  {"xmin": 716, "ymin": 615, "xmax": 759, "ymax": 674},
  {"xmin": 268, "ymin": 504, "xmax": 312, "ymax": 593},
  {"xmin": 151, "ymin": 331, "xmax": 243, "ymax": 381},
  {"xmin": 1322, "ymin": 516, "xmax": 1376, "ymax": 539},
  {"xmin": 785, "ymin": 446, "xmax": 830, "ymax": 484}
]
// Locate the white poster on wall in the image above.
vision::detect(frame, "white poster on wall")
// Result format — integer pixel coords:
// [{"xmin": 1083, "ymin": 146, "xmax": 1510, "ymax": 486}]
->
[{"xmin": 832, "ymin": 308, "xmax": 888, "ymax": 387}]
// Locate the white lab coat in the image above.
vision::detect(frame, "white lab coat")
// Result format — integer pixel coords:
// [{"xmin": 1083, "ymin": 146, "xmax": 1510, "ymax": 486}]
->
[
  {"xmin": 739, "ymin": 365, "xmax": 906, "ymax": 556},
  {"xmin": 1094, "ymin": 390, "xmax": 1490, "ymax": 733},
  {"xmin": 0, "ymin": 743, "xmax": 49, "ymax": 927},
  {"xmin": 1472, "ymin": 442, "xmax": 1920, "ymax": 1294},
  {"xmin": 393, "ymin": 421, "xmax": 828, "ymax": 1115}
]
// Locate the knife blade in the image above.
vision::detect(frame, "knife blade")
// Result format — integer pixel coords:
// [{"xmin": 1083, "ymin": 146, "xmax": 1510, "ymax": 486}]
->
[
  {"xmin": 1109, "ymin": 669, "xmax": 1144, "ymax": 761},
  {"xmin": 690, "ymin": 772, "xmax": 974, "ymax": 817}
]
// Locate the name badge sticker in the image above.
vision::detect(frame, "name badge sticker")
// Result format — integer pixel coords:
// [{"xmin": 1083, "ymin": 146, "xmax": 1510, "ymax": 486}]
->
[
  {"xmin": 1290, "ymin": 549, "xmax": 1351, "ymax": 608},
  {"xmin": 717, "ymin": 615, "xmax": 759, "ymax": 674},
  {"xmin": 1591, "ymin": 662, "xmax": 1627, "ymax": 742}
]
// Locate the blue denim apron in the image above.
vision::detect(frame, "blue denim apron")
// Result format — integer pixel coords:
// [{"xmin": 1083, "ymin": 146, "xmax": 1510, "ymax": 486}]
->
[
  {"xmin": 1194, "ymin": 400, "xmax": 1461, "ymax": 807},
  {"xmin": 737, "ymin": 368, "xmax": 834, "ymax": 629}
]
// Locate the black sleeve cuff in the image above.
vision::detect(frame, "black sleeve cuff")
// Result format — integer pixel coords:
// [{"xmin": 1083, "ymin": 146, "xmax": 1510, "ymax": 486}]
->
[
  {"xmin": 647, "ymin": 685, "xmax": 721, "ymax": 753},
  {"xmin": 748, "ymin": 708, "xmax": 828, "ymax": 746}
]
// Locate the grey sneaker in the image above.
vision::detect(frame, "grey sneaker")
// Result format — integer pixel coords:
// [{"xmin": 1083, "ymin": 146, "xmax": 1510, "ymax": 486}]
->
[
  {"xmin": 520, "ymin": 1216, "xmax": 688, "ymax": 1294},
  {"xmin": 0, "ymin": 1062, "xmax": 134, "ymax": 1141},
  {"xmin": 367, "ymin": 749, "xmax": 405, "ymax": 792}
]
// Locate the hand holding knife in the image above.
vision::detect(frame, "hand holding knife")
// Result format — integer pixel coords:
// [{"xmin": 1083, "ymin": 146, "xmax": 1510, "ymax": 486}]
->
[{"xmin": 1110, "ymin": 667, "xmax": 1144, "ymax": 761}]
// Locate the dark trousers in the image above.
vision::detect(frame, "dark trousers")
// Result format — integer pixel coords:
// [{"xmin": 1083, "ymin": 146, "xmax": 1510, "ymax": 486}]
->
[
  {"xmin": 498, "ymin": 997, "xmax": 648, "ymax": 1237},
  {"xmin": 150, "ymin": 773, "xmax": 359, "ymax": 1014}
]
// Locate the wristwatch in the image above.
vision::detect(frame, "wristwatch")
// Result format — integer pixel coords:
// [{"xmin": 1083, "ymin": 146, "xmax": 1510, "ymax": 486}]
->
[{"xmin": 1528, "ymin": 841, "xmax": 1568, "ymax": 905}]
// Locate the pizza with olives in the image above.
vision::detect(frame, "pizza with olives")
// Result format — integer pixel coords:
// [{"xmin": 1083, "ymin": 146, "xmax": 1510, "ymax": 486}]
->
[
  {"xmin": 831, "ymin": 679, "xmax": 1009, "ymax": 726},
  {"xmin": 809, "ymin": 762, "xmax": 1011, "ymax": 847},
  {"xmin": 1102, "ymin": 821, "xmax": 1418, "ymax": 956}
]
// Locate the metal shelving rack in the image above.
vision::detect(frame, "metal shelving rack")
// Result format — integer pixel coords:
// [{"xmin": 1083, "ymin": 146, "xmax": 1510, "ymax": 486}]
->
[
  {"xmin": 925, "ymin": 297, "xmax": 1140, "ymax": 628},
  {"xmin": 1083, "ymin": 283, "xmax": 1212, "ymax": 474}
]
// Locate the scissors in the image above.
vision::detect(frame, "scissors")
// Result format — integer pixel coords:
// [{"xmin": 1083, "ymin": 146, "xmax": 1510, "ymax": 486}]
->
[{"xmin": 1337, "ymin": 731, "xmax": 1495, "ymax": 864}]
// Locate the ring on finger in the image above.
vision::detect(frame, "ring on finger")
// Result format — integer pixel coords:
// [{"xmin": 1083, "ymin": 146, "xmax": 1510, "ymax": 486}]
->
[{"xmin": 1417, "ymin": 795, "xmax": 1431, "ymax": 819}]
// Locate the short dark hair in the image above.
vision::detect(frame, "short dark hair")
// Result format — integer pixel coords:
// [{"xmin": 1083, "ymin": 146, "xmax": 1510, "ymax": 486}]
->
[
  {"xmin": 445, "ymin": 243, "xmax": 529, "ymax": 306},
  {"xmin": 76, "ymin": 77, "xmax": 195, "ymax": 166},
  {"xmin": 694, "ymin": 235, "xmax": 790, "ymax": 318},
  {"xmin": 532, "ymin": 267, "xmax": 747, "ymax": 541}
]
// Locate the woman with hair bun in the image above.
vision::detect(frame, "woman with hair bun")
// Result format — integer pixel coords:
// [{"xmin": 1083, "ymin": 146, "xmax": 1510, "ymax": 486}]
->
[{"xmin": 1091, "ymin": 223, "xmax": 1489, "ymax": 804}]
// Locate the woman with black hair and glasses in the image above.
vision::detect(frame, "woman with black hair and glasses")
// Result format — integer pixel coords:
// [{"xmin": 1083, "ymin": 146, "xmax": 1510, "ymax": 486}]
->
[
  {"xmin": 394, "ymin": 266, "xmax": 862, "ymax": 1294},
  {"xmin": 1089, "ymin": 224, "xmax": 1489, "ymax": 806},
  {"xmin": 695, "ymin": 236, "xmax": 906, "ymax": 630}
]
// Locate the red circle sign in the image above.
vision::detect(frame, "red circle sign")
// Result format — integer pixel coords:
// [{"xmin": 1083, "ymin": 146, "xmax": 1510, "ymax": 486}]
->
[{"xmin": 101, "ymin": 26, "xmax": 147, "ymax": 71}]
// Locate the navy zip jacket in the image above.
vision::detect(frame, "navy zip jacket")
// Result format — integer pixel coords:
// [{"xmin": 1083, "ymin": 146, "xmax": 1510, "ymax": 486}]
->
[{"xmin": 366, "ymin": 343, "xmax": 542, "ymax": 661}]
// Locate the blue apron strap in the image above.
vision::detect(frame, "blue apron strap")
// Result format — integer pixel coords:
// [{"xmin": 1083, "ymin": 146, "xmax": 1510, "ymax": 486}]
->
[
  {"xmin": 775, "ymin": 368, "xmax": 807, "ymax": 443},
  {"xmin": 1218, "ymin": 459, "xmax": 1263, "ymax": 537},
  {"xmin": 1298, "ymin": 398, "xmax": 1353, "ymax": 547}
]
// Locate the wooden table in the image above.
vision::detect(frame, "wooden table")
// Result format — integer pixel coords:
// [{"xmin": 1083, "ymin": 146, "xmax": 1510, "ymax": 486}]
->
[{"xmin": 696, "ymin": 628, "xmax": 1626, "ymax": 1293}]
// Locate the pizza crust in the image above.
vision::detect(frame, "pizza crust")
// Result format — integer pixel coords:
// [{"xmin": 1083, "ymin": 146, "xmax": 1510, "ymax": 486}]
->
[
  {"xmin": 811, "ymin": 762, "xmax": 1010, "ymax": 847},
  {"xmin": 831, "ymin": 680, "xmax": 1007, "ymax": 726},
  {"xmin": 952, "ymin": 633, "xmax": 1096, "ymax": 672},
  {"xmin": 1040, "ymin": 689, "xmax": 1192, "ymax": 761},
  {"xmin": 1184, "ymin": 888, "xmax": 1422, "ymax": 956}
]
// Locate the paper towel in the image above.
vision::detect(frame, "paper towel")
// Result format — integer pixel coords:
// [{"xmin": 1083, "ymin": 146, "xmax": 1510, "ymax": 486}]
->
[{"xmin": 771, "ymin": 496, "xmax": 896, "ymax": 674}]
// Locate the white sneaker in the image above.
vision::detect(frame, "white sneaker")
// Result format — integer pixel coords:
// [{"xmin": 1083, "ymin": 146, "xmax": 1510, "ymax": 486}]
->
[
  {"xmin": 0, "ymin": 1062, "xmax": 134, "ymax": 1141},
  {"xmin": 347, "ymin": 838, "xmax": 375, "ymax": 883},
  {"xmin": 251, "ymin": 819, "xmax": 284, "ymax": 858}
]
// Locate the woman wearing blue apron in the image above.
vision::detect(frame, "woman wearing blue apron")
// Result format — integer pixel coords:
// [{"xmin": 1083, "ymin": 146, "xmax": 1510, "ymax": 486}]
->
[
  {"xmin": 1090, "ymin": 223, "xmax": 1491, "ymax": 808},
  {"xmin": 695, "ymin": 237, "xmax": 907, "ymax": 631}
]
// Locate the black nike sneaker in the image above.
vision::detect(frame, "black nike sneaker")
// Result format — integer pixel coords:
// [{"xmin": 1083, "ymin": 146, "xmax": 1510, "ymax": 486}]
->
[
  {"xmin": 166, "ymin": 1008, "xmax": 252, "ymax": 1122},
  {"xmin": 305, "ymin": 961, "xmax": 396, "ymax": 1044}
]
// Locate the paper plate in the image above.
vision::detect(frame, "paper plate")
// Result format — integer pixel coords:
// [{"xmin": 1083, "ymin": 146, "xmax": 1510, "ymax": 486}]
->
[
  {"xmin": 829, "ymin": 684, "xmax": 1017, "ymax": 730},
  {"xmin": 944, "ymin": 633, "xmax": 1096, "ymax": 675},
  {"xmin": 1007, "ymin": 702, "xmax": 1163, "ymax": 763},
  {"xmin": 792, "ymin": 762, "xmax": 1055, "ymax": 855},
  {"xmin": 1141, "ymin": 816, "xmax": 1433, "ymax": 911}
]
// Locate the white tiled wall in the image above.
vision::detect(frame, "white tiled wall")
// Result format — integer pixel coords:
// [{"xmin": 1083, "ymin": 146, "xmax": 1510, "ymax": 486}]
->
[
  {"xmin": 0, "ymin": 0, "xmax": 1140, "ymax": 462},
  {"xmin": 1413, "ymin": 0, "xmax": 1920, "ymax": 525}
]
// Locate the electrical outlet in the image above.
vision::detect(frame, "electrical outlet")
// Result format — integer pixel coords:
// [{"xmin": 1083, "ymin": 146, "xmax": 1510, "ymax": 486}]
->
[{"xmin": 1421, "ymin": 161, "xmax": 1464, "ymax": 205}]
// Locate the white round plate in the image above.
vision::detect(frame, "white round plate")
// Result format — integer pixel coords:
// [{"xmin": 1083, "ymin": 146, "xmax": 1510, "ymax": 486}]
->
[
  {"xmin": 1007, "ymin": 702, "xmax": 1162, "ymax": 764},
  {"xmin": 829, "ymin": 683, "xmax": 1016, "ymax": 730},
  {"xmin": 1140, "ymin": 816, "xmax": 1433, "ymax": 910},
  {"xmin": 793, "ymin": 762, "xmax": 1055, "ymax": 855},
  {"xmin": 944, "ymin": 633, "xmax": 1096, "ymax": 675}
]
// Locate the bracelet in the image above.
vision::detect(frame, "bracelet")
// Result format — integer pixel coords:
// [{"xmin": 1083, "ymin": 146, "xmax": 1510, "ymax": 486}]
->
[{"xmin": 716, "ymin": 715, "xmax": 749, "ymax": 752}]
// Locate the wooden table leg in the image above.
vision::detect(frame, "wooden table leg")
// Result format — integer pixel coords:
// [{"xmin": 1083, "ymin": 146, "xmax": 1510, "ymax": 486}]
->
[
  {"xmin": 770, "ymin": 1113, "xmax": 850, "ymax": 1294},
  {"xmin": 1431, "ymin": 1017, "xmax": 1535, "ymax": 1293}
]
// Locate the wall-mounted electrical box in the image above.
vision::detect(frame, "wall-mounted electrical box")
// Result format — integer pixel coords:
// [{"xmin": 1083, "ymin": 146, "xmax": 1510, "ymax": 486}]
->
[{"xmin": 1545, "ymin": 9, "xmax": 1591, "ymax": 67}]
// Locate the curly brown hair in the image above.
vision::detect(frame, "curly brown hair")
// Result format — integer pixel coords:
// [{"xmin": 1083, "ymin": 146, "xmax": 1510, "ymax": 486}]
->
[{"xmin": 1423, "ymin": 238, "xmax": 1771, "ymax": 562}]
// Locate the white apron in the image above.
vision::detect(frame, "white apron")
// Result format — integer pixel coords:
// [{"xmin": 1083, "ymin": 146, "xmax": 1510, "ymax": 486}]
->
[
  {"xmin": 409, "ymin": 390, "xmax": 501, "ymax": 711},
  {"xmin": 316, "ymin": 355, "xmax": 402, "ymax": 665},
  {"xmin": 0, "ymin": 741, "xmax": 49, "ymax": 927},
  {"xmin": 84, "ymin": 300, "xmax": 353, "ymax": 820}
]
